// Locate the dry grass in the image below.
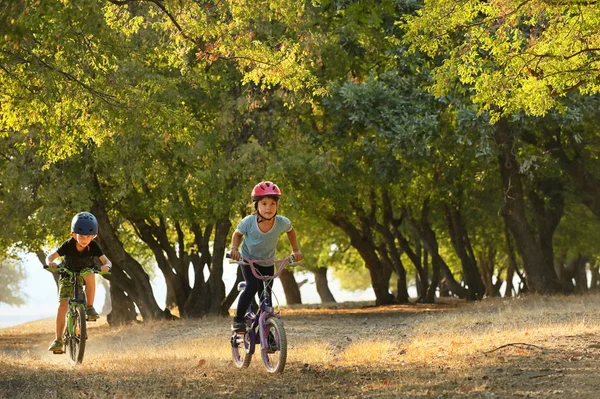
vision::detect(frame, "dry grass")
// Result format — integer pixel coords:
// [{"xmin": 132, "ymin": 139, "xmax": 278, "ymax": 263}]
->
[{"xmin": 2, "ymin": 294, "xmax": 600, "ymax": 398}]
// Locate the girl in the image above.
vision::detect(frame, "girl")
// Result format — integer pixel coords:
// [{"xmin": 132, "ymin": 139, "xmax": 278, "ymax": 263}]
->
[{"xmin": 229, "ymin": 181, "xmax": 303, "ymax": 332}]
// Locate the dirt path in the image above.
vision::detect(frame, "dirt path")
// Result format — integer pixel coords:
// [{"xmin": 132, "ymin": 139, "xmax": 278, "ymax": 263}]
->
[{"xmin": 1, "ymin": 298, "xmax": 600, "ymax": 398}]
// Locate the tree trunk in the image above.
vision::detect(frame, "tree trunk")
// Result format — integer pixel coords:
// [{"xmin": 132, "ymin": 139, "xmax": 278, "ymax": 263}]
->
[
  {"xmin": 529, "ymin": 177, "xmax": 566, "ymax": 291},
  {"xmin": 221, "ymin": 265, "xmax": 244, "ymax": 314},
  {"xmin": 107, "ymin": 279, "xmax": 138, "ymax": 326},
  {"xmin": 494, "ymin": 119, "xmax": 562, "ymax": 293},
  {"xmin": 279, "ymin": 268, "xmax": 302, "ymax": 305},
  {"xmin": 575, "ymin": 255, "xmax": 589, "ymax": 292},
  {"xmin": 425, "ymin": 250, "xmax": 440, "ymax": 303},
  {"xmin": 503, "ymin": 222, "xmax": 519, "ymax": 296},
  {"xmin": 407, "ymin": 200, "xmax": 468, "ymax": 299},
  {"xmin": 410, "ymin": 241, "xmax": 429, "ymax": 303},
  {"xmin": 477, "ymin": 248, "xmax": 496, "ymax": 298},
  {"xmin": 396, "ymin": 234, "xmax": 428, "ymax": 302},
  {"xmin": 328, "ymin": 213, "xmax": 395, "ymax": 305},
  {"xmin": 91, "ymin": 201, "xmax": 164, "ymax": 321},
  {"xmin": 444, "ymin": 204, "xmax": 485, "ymax": 300},
  {"xmin": 378, "ymin": 190, "xmax": 409, "ymax": 303},
  {"xmin": 131, "ymin": 217, "xmax": 190, "ymax": 314},
  {"xmin": 438, "ymin": 279, "xmax": 451, "ymax": 297},
  {"xmin": 313, "ymin": 267, "xmax": 336, "ymax": 303},
  {"xmin": 395, "ymin": 258, "xmax": 409, "ymax": 303},
  {"xmin": 590, "ymin": 260, "xmax": 599, "ymax": 290},
  {"xmin": 185, "ymin": 219, "xmax": 230, "ymax": 317}
]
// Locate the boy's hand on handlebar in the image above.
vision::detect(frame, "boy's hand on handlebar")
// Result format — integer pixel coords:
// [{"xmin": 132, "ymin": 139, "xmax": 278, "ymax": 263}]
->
[
  {"xmin": 292, "ymin": 250, "xmax": 303, "ymax": 262},
  {"xmin": 100, "ymin": 264, "xmax": 111, "ymax": 272},
  {"xmin": 46, "ymin": 262, "xmax": 58, "ymax": 268}
]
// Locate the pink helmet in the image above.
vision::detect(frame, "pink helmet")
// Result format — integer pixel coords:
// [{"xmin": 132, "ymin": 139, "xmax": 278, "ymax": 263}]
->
[{"xmin": 251, "ymin": 181, "xmax": 282, "ymax": 201}]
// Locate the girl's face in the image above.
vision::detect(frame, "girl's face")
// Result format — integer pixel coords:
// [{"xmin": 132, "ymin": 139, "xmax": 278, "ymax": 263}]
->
[
  {"xmin": 256, "ymin": 197, "xmax": 278, "ymax": 219},
  {"xmin": 72, "ymin": 233, "xmax": 96, "ymax": 248}
]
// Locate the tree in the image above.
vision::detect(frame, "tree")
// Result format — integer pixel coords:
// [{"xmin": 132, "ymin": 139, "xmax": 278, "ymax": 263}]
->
[
  {"xmin": 0, "ymin": 257, "xmax": 26, "ymax": 306},
  {"xmin": 403, "ymin": 1, "xmax": 600, "ymax": 294}
]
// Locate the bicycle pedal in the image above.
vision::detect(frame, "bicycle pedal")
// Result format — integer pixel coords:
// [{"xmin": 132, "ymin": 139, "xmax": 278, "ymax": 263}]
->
[
  {"xmin": 86, "ymin": 317, "xmax": 98, "ymax": 321},
  {"xmin": 52, "ymin": 350, "xmax": 64, "ymax": 355}
]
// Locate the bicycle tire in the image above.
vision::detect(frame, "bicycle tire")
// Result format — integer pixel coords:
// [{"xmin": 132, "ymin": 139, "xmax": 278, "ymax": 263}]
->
[
  {"xmin": 68, "ymin": 306, "xmax": 87, "ymax": 365},
  {"xmin": 261, "ymin": 317, "xmax": 287, "ymax": 373},
  {"xmin": 231, "ymin": 332, "xmax": 253, "ymax": 369}
]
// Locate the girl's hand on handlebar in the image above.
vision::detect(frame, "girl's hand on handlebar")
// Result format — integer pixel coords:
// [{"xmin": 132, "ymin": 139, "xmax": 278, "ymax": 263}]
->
[
  {"xmin": 292, "ymin": 250, "xmax": 303, "ymax": 262},
  {"xmin": 230, "ymin": 247, "xmax": 241, "ymax": 261},
  {"xmin": 46, "ymin": 262, "xmax": 58, "ymax": 268},
  {"xmin": 100, "ymin": 264, "xmax": 111, "ymax": 272}
]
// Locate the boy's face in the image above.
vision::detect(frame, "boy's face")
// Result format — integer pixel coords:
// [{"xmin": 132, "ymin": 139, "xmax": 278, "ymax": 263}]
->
[
  {"xmin": 72, "ymin": 233, "xmax": 96, "ymax": 247},
  {"xmin": 257, "ymin": 197, "xmax": 278, "ymax": 219}
]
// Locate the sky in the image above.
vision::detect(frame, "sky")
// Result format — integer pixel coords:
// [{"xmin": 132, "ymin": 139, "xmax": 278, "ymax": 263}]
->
[{"xmin": 0, "ymin": 253, "xmax": 376, "ymax": 328}]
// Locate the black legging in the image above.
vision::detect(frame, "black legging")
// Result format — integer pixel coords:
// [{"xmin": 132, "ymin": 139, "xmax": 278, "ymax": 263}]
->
[{"xmin": 236, "ymin": 263, "xmax": 274, "ymax": 318}]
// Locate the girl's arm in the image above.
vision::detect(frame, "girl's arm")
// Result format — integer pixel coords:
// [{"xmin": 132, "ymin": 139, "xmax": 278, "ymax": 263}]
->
[
  {"xmin": 98, "ymin": 254, "xmax": 112, "ymax": 272},
  {"xmin": 286, "ymin": 228, "xmax": 303, "ymax": 262},
  {"xmin": 230, "ymin": 229, "xmax": 243, "ymax": 261}
]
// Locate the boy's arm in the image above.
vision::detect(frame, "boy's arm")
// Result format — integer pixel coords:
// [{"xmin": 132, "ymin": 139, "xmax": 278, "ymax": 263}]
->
[
  {"xmin": 98, "ymin": 254, "xmax": 112, "ymax": 272},
  {"xmin": 286, "ymin": 228, "xmax": 303, "ymax": 262},
  {"xmin": 230, "ymin": 230, "xmax": 243, "ymax": 261},
  {"xmin": 45, "ymin": 251, "xmax": 60, "ymax": 267}
]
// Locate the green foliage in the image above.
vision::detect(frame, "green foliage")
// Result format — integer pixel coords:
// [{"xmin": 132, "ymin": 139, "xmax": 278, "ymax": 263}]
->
[
  {"xmin": 334, "ymin": 266, "xmax": 372, "ymax": 291},
  {"xmin": 405, "ymin": 1, "xmax": 600, "ymax": 120},
  {"xmin": 554, "ymin": 203, "xmax": 600, "ymax": 259}
]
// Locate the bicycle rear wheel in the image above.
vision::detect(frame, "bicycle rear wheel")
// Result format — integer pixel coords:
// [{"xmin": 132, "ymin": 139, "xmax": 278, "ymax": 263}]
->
[
  {"xmin": 67, "ymin": 306, "xmax": 87, "ymax": 365},
  {"xmin": 231, "ymin": 332, "xmax": 253, "ymax": 368},
  {"xmin": 261, "ymin": 317, "xmax": 287, "ymax": 373}
]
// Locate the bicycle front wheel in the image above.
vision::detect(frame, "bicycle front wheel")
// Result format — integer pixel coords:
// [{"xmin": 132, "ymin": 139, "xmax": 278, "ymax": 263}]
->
[
  {"xmin": 231, "ymin": 332, "xmax": 253, "ymax": 369},
  {"xmin": 67, "ymin": 306, "xmax": 87, "ymax": 365},
  {"xmin": 261, "ymin": 317, "xmax": 287, "ymax": 373}
]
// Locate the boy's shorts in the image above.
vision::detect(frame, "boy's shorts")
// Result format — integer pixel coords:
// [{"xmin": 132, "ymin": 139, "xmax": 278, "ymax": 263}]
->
[{"xmin": 58, "ymin": 268, "xmax": 93, "ymax": 300}]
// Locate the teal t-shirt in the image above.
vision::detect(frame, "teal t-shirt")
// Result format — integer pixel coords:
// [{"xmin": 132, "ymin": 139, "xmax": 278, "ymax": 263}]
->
[{"xmin": 237, "ymin": 214, "xmax": 292, "ymax": 264}]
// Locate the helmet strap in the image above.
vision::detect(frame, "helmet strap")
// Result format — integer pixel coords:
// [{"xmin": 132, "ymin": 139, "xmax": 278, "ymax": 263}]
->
[
  {"xmin": 256, "ymin": 211, "xmax": 277, "ymax": 223},
  {"xmin": 254, "ymin": 202, "xmax": 277, "ymax": 224}
]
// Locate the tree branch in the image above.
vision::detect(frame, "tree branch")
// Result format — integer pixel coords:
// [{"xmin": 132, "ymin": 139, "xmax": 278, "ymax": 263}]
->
[
  {"xmin": 106, "ymin": 0, "xmax": 277, "ymax": 66},
  {"xmin": 484, "ymin": 343, "xmax": 544, "ymax": 353}
]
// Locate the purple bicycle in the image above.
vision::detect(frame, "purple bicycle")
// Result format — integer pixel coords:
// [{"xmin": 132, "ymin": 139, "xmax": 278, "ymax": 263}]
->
[{"xmin": 228, "ymin": 255, "xmax": 295, "ymax": 373}]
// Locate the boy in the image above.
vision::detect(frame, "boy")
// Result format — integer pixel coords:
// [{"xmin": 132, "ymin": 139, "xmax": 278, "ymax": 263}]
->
[{"xmin": 46, "ymin": 212, "xmax": 112, "ymax": 352}]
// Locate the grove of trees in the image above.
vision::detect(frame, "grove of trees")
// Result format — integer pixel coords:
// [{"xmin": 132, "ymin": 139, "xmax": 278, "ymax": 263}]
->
[{"xmin": 1, "ymin": 0, "xmax": 599, "ymax": 324}]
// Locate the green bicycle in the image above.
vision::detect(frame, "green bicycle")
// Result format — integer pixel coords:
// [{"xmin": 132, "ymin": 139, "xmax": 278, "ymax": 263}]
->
[{"xmin": 45, "ymin": 266, "xmax": 110, "ymax": 365}]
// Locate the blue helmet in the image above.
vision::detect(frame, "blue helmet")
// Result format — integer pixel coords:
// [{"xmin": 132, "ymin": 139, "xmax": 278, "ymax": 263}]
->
[{"xmin": 71, "ymin": 212, "xmax": 98, "ymax": 235}]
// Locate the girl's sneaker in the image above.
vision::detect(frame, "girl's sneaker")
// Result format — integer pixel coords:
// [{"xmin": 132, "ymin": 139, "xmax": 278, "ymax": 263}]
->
[{"xmin": 231, "ymin": 316, "xmax": 246, "ymax": 333}]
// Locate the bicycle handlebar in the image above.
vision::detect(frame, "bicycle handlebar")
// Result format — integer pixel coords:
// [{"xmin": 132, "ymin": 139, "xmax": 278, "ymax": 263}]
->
[
  {"xmin": 226, "ymin": 254, "xmax": 295, "ymax": 281},
  {"xmin": 44, "ymin": 266, "xmax": 111, "ymax": 276}
]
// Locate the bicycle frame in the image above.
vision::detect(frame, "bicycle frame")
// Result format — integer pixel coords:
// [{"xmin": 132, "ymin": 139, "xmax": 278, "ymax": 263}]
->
[
  {"xmin": 45, "ymin": 266, "xmax": 109, "ymax": 364},
  {"xmin": 247, "ymin": 258, "xmax": 290, "ymax": 344},
  {"xmin": 229, "ymin": 255, "xmax": 294, "ymax": 372}
]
